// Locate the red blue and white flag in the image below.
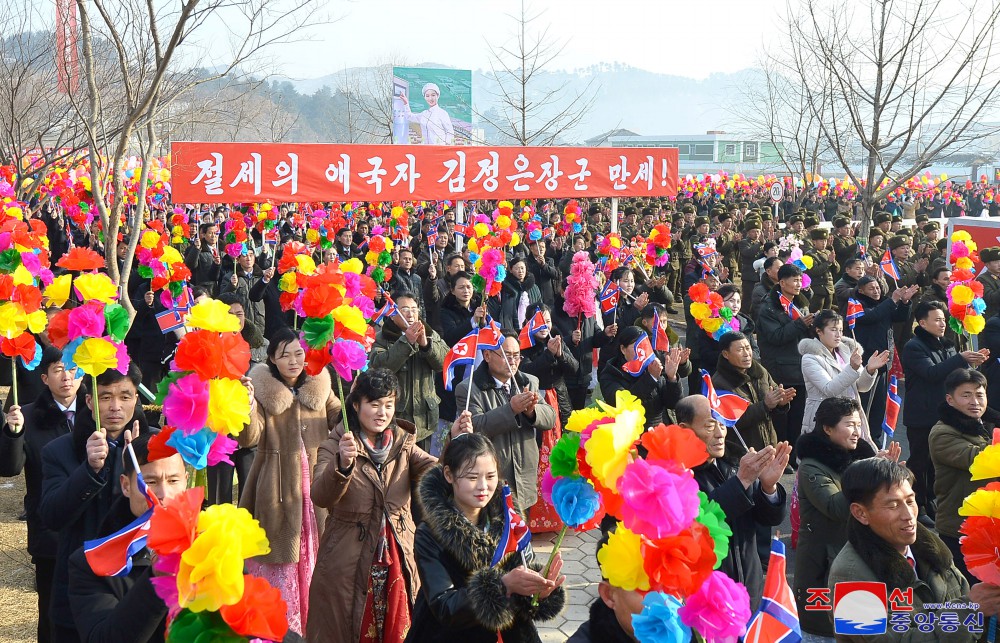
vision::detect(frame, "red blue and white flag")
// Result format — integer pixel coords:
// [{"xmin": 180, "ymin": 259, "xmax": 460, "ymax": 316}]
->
[
  {"xmin": 623, "ymin": 335, "xmax": 656, "ymax": 377},
  {"xmin": 478, "ymin": 316, "xmax": 504, "ymax": 352},
  {"xmin": 518, "ymin": 309, "xmax": 548, "ymax": 350},
  {"xmin": 442, "ymin": 329, "xmax": 478, "ymax": 391},
  {"xmin": 846, "ymin": 298, "xmax": 865, "ymax": 330},
  {"xmin": 372, "ymin": 295, "xmax": 399, "ymax": 326},
  {"xmin": 880, "ymin": 249, "xmax": 901, "ymax": 282},
  {"xmin": 701, "ymin": 369, "xmax": 750, "ymax": 427},
  {"xmin": 83, "ymin": 446, "xmax": 158, "ymax": 577},
  {"xmin": 599, "ymin": 280, "xmax": 620, "ymax": 315},
  {"xmin": 778, "ymin": 293, "xmax": 801, "ymax": 321},
  {"xmin": 426, "ymin": 224, "xmax": 438, "ymax": 248},
  {"xmin": 651, "ymin": 307, "xmax": 670, "ymax": 352},
  {"xmin": 745, "ymin": 538, "xmax": 802, "ymax": 643},
  {"xmin": 883, "ymin": 375, "xmax": 901, "ymax": 440},
  {"xmin": 490, "ymin": 483, "xmax": 531, "ymax": 567}
]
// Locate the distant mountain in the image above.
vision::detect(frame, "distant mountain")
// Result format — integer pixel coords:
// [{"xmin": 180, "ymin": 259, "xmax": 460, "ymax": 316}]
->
[{"xmin": 275, "ymin": 63, "xmax": 754, "ymax": 141}]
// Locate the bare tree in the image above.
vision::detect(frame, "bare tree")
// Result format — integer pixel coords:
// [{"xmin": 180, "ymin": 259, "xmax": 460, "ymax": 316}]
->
[
  {"xmin": 70, "ymin": 0, "xmax": 322, "ymax": 319},
  {"xmin": 479, "ymin": 0, "xmax": 597, "ymax": 146},
  {"xmin": 776, "ymin": 0, "xmax": 1000, "ymax": 229},
  {"xmin": 731, "ymin": 57, "xmax": 838, "ymax": 209},
  {"xmin": 336, "ymin": 58, "xmax": 407, "ymax": 144}
]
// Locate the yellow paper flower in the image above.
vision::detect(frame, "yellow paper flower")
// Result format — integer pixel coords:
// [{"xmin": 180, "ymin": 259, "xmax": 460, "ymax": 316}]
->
[
  {"xmin": 140, "ymin": 231, "xmax": 160, "ymax": 249},
  {"xmin": 278, "ymin": 272, "xmax": 298, "ymax": 294},
  {"xmin": 44, "ymin": 274, "xmax": 72, "ymax": 307},
  {"xmin": 207, "ymin": 378, "xmax": 251, "ymax": 436},
  {"xmin": 952, "ymin": 231, "xmax": 972, "ymax": 242},
  {"xmin": 585, "ymin": 408, "xmax": 644, "ymax": 489},
  {"xmin": 74, "ymin": 272, "xmax": 118, "ymax": 304},
  {"xmin": 74, "ymin": 338, "xmax": 119, "ymax": 376},
  {"xmin": 970, "ymin": 444, "xmax": 1000, "ymax": 481},
  {"xmin": 0, "ymin": 302, "xmax": 27, "ymax": 338},
  {"xmin": 295, "ymin": 255, "xmax": 316, "ymax": 275},
  {"xmin": 511, "ymin": 232, "xmax": 521, "ymax": 247},
  {"xmin": 597, "ymin": 525, "xmax": 650, "ymax": 592},
  {"xmin": 177, "ymin": 504, "xmax": 269, "ymax": 612},
  {"xmin": 160, "ymin": 245, "xmax": 183, "ymax": 265},
  {"xmin": 951, "ymin": 285, "xmax": 974, "ymax": 306},
  {"xmin": 964, "ymin": 314, "xmax": 985, "ymax": 335},
  {"xmin": 959, "ymin": 487, "xmax": 1000, "ymax": 518},
  {"xmin": 340, "ymin": 258, "xmax": 363, "ymax": 274},
  {"xmin": 565, "ymin": 406, "xmax": 606, "ymax": 433},
  {"xmin": 800, "ymin": 255, "xmax": 814, "ymax": 270},
  {"xmin": 689, "ymin": 302, "xmax": 711, "ymax": 321},
  {"xmin": 496, "ymin": 215, "xmax": 511, "ymax": 230},
  {"xmin": 474, "ymin": 222, "xmax": 490, "ymax": 238},
  {"xmin": 955, "ymin": 256, "xmax": 974, "ymax": 271},
  {"xmin": 332, "ymin": 304, "xmax": 367, "ymax": 336},
  {"xmin": 467, "ymin": 238, "xmax": 479, "ymax": 253},
  {"xmin": 306, "ymin": 228, "xmax": 320, "ymax": 244},
  {"xmin": 26, "ymin": 310, "xmax": 47, "ymax": 334},
  {"xmin": 596, "ymin": 390, "xmax": 647, "ymax": 426},
  {"xmin": 365, "ymin": 251, "xmax": 379, "ymax": 266},
  {"xmin": 701, "ymin": 317, "xmax": 724, "ymax": 333},
  {"xmin": 185, "ymin": 299, "xmax": 241, "ymax": 333}
]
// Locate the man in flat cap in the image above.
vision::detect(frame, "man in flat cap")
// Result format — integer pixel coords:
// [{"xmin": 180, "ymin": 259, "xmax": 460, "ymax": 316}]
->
[{"xmin": 805, "ymin": 228, "xmax": 839, "ymax": 311}]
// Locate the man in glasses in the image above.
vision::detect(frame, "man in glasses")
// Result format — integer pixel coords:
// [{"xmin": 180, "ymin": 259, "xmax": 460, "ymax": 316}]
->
[{"xmin": 455, "ymin": 333, "xmax": 556, "ymax": 514}]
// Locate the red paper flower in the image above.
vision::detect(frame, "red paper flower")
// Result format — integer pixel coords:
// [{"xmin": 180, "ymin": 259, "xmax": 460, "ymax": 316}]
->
[
  {"xmin": 301, "ymin": 284, "xmax": 342, "ymax": 318},
  {"xmin": 147, "ymin": 484, "xmax": 203, "ymax": 555},
  {"xmin": 12, "ymin": 284, "xmax": 42, "ymax": 313},
  {"xmin": 304, "ymin": 346, "xmax": 330, "ymax": 376},
  {"xmin": 959, "ymin": 515, "xmax": 1000, "ymax": 585},
  {"xmin": 218, "ymin": 332, "xmax": 251, "ymax": 380},
  {"xmin": 0, "ymin": 274, "xmax": 13, "ymax": 300},
  {"xmin": 147, "ymin": 426, "xmax": 179, "ymax": 461},
  {"xmin": 46, "ymin": 309, "xmax": 71, "ymax": 349},
  {"xmin": 688, "ymin": 283, "xmax": 710, "ymax": 302},
  {"xmin": 278, "ymin": 291, "xmax": 297, "ymax": 312},
  {"xmin": 641, "ymin": 522, "xmax": 717, "ymax": 597},
  {"xmin": 174, "ymin": 330, "xmax": 224, "ymax": 380},
  {"xmin": 642, "ymin": 424, "xmax": 709, "ymax": 470},
  {"xmin": 219, "ymin": 575, "xmax": 289, "ymax": 641},
  {"xmin": 0, "ymin": 334, "xmax": 36, "ymax": 362},
  {"xmin": 57, "ymin": 247, "xmax": 105, "ymax": 271}
]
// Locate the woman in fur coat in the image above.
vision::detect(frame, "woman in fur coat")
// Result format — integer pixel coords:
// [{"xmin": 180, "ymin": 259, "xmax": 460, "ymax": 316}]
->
[
  {"xmin": 407, "ymin": 433, "xmax": 565, "ymax": 643},
  {"xmin": 237, "ymin": 327, "xmax": 342, "ymax": 637},
  {"xmin": 798, "ymin": 310, "xmax": 889, "ymax": 449}
]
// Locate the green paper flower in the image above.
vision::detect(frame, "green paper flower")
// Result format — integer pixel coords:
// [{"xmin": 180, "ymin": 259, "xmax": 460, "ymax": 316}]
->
[
  {"xmin": 719, "ymin": 307, "xmax": 734, "ymax": 322},
  {"xmin": 948, "ymin": 316, "xmax": 964, "ymax": 335},
  {"xmin": 695, "ymin": 491, "xmax": 732, "ymax": 569},
  {"xmin": 137, "ymin": 264, "xmax": 154, "ymax": 279},
  {"xmin": 155, "ymin": 370, "xmax": 185, "ymax": 405},
  {"xmin": 167, "ymin": 609, "xmax": 243, "ymax": 643},
  {"xmin": 104, "ymin": 304, "xmax": 130, "ymax": 342},
  {"xmin": 302, "ymin": 315, "xmax": 335, "ymax": 349},
  {"xmin": 471, "ymin": 274, "xmax": 486, "ymax": 292},
  {"xmin": 371, "ymin": 267, "xmax": 385, "ymax": 284},
  {"xmin": 379, "ymin": 250, "xmax": 392, "ymax": 267},
  {"xmin": 0, "ymin": 249, "xmax": 21, "ymax": 272},
  {"xmin": 550, "ymin": 432, "xmax": 582, "ymax": 478},
  {"xmin": 168, "ymin": 280, "xmax": 185, "ymax": 297}
]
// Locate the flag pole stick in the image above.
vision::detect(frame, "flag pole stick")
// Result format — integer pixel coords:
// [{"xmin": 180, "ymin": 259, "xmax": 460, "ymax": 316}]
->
[
  {"xmin": 864, "ymin": 370, "xmax": 880, "ymax": 422},
  {"xmin": 462, "ymin": 318, "xmax": 481, "ymax": 415}
]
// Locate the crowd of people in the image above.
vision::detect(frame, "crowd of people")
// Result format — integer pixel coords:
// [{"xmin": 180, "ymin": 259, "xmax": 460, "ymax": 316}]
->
[{"xmin": 1, "ymin": 191, "xmax": 1000, "ymax": 643}]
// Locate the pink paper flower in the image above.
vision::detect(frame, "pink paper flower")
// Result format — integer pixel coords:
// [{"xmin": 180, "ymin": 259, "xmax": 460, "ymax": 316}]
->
[
  {"xmin": 207, "ymin": 432, "xmax": 238, "ymax": 467},
  {"xmin": 678, "ymin": 570, "xmax": 751, "ymax": 642},
  {"xmin": 20, "ymin": 252, "xmax": 41, "ymax": 275},
  {"xmin": 343, "ymin": 272, "xmax": 361, "ymax": 298},
  {"xmin": 162, "ymin": 373, "xmax": 209, "ymax": 433},
  {"xmin": 330, "ymin": 340, "xmax": 367, "ymax": 381},
  {"xmin": 541, "ymin": 468, "xmax": 556, "ymax": 504},
  {"xmin": 114, "ymin": 341, "xmax": 131, "ymax": 375},
  {"xmin": 67, "ymin": 303, "xmax": 106, "ymax": 340},
  {"xmin": 618, "ymin": 459, "xmax": 700, "ymax": 540}
]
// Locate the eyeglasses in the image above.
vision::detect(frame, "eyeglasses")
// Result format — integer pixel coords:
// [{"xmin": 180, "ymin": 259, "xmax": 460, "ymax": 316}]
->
[{"xmin": 492, "ymin": 351, "xmax": 521, "ymax": 361}]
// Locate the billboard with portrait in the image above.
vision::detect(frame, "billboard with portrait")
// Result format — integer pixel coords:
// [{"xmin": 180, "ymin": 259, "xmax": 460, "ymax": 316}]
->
[{"xmin": 392, "ymin": 67, "xmax": 473, "ymax": 145}]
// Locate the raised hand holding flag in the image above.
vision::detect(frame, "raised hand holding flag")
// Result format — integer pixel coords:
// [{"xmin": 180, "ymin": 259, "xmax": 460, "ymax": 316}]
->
[
  {"xmin": 442, "ymin": 329, "xmax": 478, "ymax": 392},
  {"xmin": 599, "ymin": 279, "xmax": 620, "ymax": 315}
]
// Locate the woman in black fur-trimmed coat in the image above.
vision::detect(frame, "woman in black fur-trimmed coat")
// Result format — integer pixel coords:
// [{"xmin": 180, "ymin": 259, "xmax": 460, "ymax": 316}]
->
[{"xmin": 406, "ymin": 465, "xmax": 565, "ymax": 643}]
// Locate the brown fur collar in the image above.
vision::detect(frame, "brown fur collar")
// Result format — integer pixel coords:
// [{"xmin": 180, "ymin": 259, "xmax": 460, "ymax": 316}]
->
[
  {"xmin": 846, "ymin": 520, "xmax": 954, "ymax": 591},
  {"xmin": 249, "ymin": 362, "xmax": 332, "ymax": 416}
]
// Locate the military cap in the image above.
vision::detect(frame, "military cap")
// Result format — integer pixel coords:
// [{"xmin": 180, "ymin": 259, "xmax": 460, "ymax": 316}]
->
[
  {"xmin": 892, "ymin": 213, "xmax": 903, "ymax": 223},
  {"xmin": 874, "ymin": 212, "xmax": 892, "ymax": 225},
  {"xmin": 922, "ymin": 222, "xmax": 940, "ymax": 234},
  {"xmin": 982, "ymin": 247, "xmax": 1000, "ymax": 263},
  {"xmin": 682, "ymin": 204, "xmax": 696, "ymax": 215},
  {"xmin": 887, "ymin": 235, "xmax": 910, "ymax": 250},
  {"xmin": 718, "ymin": 212, "xmax": 732, "ymax": 223},
  {"xmin": 832, "ymin": 216, "xmax": 851, "ymax": 229},
  {"xmin": 743, "ymin": 218, "xmax": 762, "ymax": 231},
  {"xmin": 804, "ymin": 215, "xmax": 820, "ymax": 228},
  {"xmin": 695, "ymin": 216, "xmax": 711, "ymax": 227},
  {"xmin": 788, "ymin": 214, "xmax": 804, "ymax": 225},
  {"xmin": 809, "ymin": 228, "xmax": 830, "ymax": 240}
]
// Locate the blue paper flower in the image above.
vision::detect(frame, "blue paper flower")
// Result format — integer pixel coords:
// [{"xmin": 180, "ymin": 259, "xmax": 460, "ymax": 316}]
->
[
  {"xmin": 972, "ymin": 297, "xmax": 987, "ymax": 315},
  {"xmin": 530, "ymin": 229, "xmax": 542, "ymax": 241},
  {"xmin": 632, "ymin": 592, "xmax": 692, "ymax": 643},
  {"xmin": 551, "ymin": 476, "xmax": 601, "ymax": 527},
  {"xmin": 61, "ymin": 337, "xmax": 86, "ymax": 379},
  {"xmin": 166, "ymin": 427, "xmax": 215, "ymax": 469},
  {"xmin": 20, "ymin": 341, "xmax": 42, "ymax": 371},
  {"xmin": 495, "ymin": 265, "xmax": 507, "ymax": 283}
]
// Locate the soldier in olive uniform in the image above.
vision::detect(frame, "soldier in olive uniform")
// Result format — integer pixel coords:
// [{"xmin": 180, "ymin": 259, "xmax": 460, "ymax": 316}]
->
[
  {"xmin": 759, "ymin": 209, "xmax": 778, "ymax": 242},
  {"xmin": 688, "ymin": 215, "xmax": 711, "ymax": 257},
  {"xmin": 716, "ymin": 212, "xmax": 739, "ymax": 282},
  {"xmin": 873, "ymin": 211, "xmax": 893, "ymax": 235},
  {"xmin": 886, "ymin": 234, "xmax": 930, "ymax": 352},
  {"xmin": 667, "ymin": 212, "xmax": 686, "ymax": 305},
  {"xmin": 786, "ymin": 213, "xmax": 806, "ymax": 241},
  {"xmin": 738, "ymin": 218, "xmax": 764, "ymax": 304},
  {"xmin": 620, "ymin": 206, "xmax": 639, "ymax": 241},
  {"xmin": 804, "ymin": 228, "xmax": 839, "ymax": 311},
  {"xmin": 831, "ymin": 216, "xmax": 857, "ymax": 268}
]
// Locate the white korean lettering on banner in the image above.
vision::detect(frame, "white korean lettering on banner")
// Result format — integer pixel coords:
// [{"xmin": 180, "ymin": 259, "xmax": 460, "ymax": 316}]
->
[
  {"xmin": 610, "ymin": 156, "xmax": 630, "ymax": 190},
  {"xmin": 632, "ymin": 156, "xmax": 655, "ymax": 191},
  {"xmin": 191, "ymin": 153, "xmax": 223, "ymax": 195},
  {"xmin": 536, "ymin": 155, "xmax": 564, "ymax": 192},
  {"xmin": 324, "ymin": 154, "xmax": 351, "ymax": 194},
  {"xmin": 569, "ymin": 158, "xmax": 592, "ymax": 191},
  {"xmin": 506, "ymin": 153, "xmax": 534, "ymax": 192},
  {"xmin": 272, "ymin": 153, "xmax": 299, "ymax": 195},
  {"xmin": 472, "ymin": 151, "xmax": 500, "ymax": 193},
  {"xmin": 359, "ymin": 157, "xmax": 388, "ymax": 194},
  {"xmin": 439, "ymin": 151, "xmax": 467, "ymax": 193},
  {"xmin": 230, "ymin": 152, "xmax": 262, "ymax": 196},
  {"xmin": 389, "ymin": 154, "xmax": 421, "ymax": 194}
]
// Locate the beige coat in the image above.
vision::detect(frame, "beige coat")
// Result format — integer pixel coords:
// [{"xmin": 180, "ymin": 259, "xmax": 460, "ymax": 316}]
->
[
  {"xmin": 307, "ymin": 419, "xmax": 437, "ymax": 643},
  {"xmin": 798, "ymin": 337, "xmax": 877, "ymax": 449},
  {"xmin": 237, "ymin": 364, "xmax": 342, "ymax": 564}
]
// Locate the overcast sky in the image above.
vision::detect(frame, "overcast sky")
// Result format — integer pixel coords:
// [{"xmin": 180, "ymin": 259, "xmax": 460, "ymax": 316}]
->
[{"xmin": 229, "ymin": 0, "xmax": 788, "ymax": 81}]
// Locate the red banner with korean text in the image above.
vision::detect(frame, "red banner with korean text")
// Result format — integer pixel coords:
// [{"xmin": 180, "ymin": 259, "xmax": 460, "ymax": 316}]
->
[{"xmin": 170, "ymin": 142, "xmax": 679, "ymax": 203}]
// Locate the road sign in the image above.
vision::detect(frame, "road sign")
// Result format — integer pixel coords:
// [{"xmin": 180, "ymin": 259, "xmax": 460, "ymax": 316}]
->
[{"xmin": 770, "ymin": 183, "xmax": 784, "ymax": 202}]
